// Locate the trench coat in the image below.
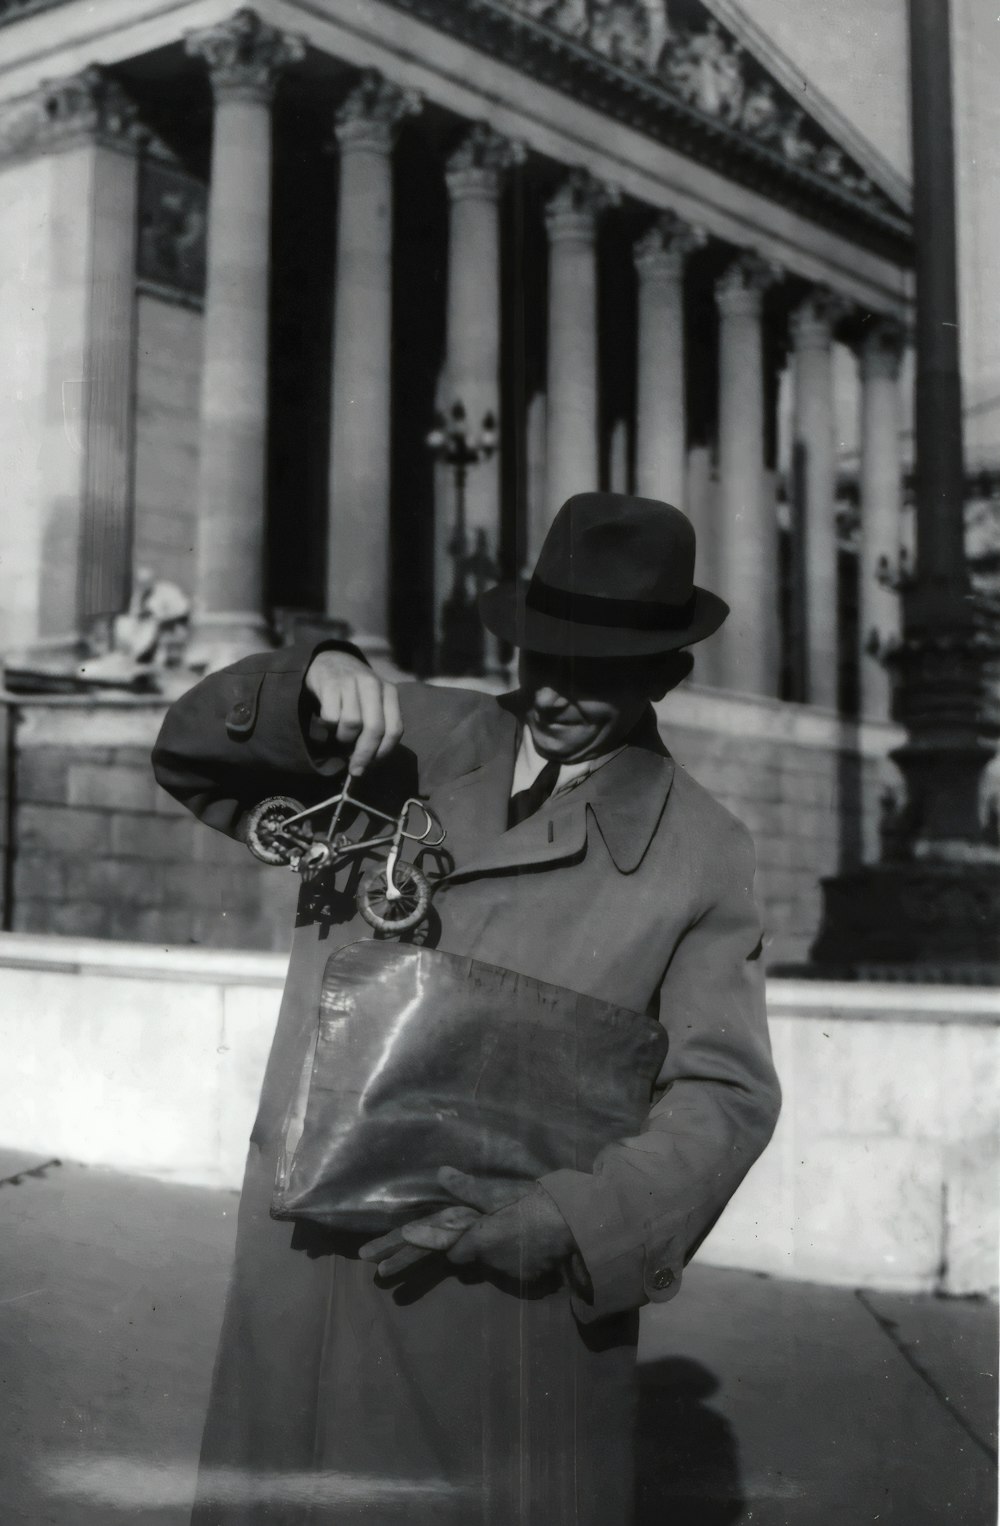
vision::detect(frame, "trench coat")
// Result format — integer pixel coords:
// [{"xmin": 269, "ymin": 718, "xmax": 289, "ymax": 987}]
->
[{"xmin": 151, "ymin": 642, "xmax": 781, "ymax": 1526}]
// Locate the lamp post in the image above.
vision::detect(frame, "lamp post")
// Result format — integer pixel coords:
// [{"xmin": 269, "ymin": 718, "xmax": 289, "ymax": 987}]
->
[
  {"xmin": 806, "ymin": 0, "xmax": 1000, "ymax": 978},
  {"xmin": 427, "ymin": 401, "xmax": 499, "ymax": 676}
]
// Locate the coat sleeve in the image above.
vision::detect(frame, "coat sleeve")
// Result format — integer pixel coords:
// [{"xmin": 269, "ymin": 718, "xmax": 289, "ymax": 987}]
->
[
  {"xmin": 150, "ymin": 640, "xmax": 364, "ymax": 836},
  {"xmin": 539, "ymin": 818, "xmax": 781, "ymax": 1322}
]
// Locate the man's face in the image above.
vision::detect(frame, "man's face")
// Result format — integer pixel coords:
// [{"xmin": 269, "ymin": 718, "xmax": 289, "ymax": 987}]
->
[{"xmin": 517, "ymin": 650, "xmax": 655, "ymax": 763}]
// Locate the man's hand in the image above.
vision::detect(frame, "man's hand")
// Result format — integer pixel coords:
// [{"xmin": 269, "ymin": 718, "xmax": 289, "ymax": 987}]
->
[
  {"xmin": 304, "ymin": 649, "xmax": 403, "ymax": 776},
  {"xmin": 359, "ymin": 1168, "xmax": 579, "ymax": 1286}
]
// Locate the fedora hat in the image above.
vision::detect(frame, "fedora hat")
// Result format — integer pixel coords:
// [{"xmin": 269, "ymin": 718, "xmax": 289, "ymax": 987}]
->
[{"xmin": 479, "ymin": 491, "xmax": 728, "ymax": 657}]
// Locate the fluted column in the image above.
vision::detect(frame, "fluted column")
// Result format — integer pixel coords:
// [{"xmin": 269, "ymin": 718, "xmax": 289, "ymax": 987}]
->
[
  {"xmin": 633, "ymin": 212, "xmax": 702, "ymax": 506},
  {"xmin": 791, "ymin": 289, "xmax": 845, "ymax": 709},
  {"xmin": 438, "ymin": 124, "xmax": 522, "ymax": 639},
  {"xmin": 544, "ymin": 170, "xmax": 618, "ymax": 519},
  {"xmin": 327, "ymin": 72, "xmax": 420, "ymax": 649},
  {"xmin": 186, "ymin": 9, "xmax": 304, "ymax": 665},
  {"xmin": 714, "ymin": 253, "xmax": 779, "ymax": 696},
  {"xmin": 0, "ymin": 68, "xmax": 146, "ymax": 650},
  {"xmin": 856, "ymin": 318, "xmax": 906, "ymax": 720}
]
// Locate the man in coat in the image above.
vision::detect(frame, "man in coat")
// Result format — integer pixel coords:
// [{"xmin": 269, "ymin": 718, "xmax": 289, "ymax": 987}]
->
[{"xmin": 152, "ymin": 492, "xmax": 781, "ymax": 1525}]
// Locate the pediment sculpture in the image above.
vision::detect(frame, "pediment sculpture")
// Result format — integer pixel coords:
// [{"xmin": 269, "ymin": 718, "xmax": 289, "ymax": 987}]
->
[{"xmin": 504, "ymin": 0, "xmax": 888, "ymax": 211}]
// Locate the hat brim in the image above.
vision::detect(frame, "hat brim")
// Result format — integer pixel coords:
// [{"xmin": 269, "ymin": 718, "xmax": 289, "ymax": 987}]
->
[{"xmin": 478, "ymin": 582, "xmax": 729, "ymax": 658}]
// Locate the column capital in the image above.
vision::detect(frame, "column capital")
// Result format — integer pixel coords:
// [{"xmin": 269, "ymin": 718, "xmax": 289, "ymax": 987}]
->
[
  {"xmin": 714, "ymin": 251, "xmax": 780, "ymax": 317},
  {"xmin": 335, "ymin": 71, "xmax": 422, "ymax": 153},
  {"xmin": 0, "ymin": 66, "xmax": 147, "ymax": 165},
  {"xmin": 790, "ymin": 287, "xmax": 852, "ymax": 350},
  {"xmin": 855, "ymin": 315, "xmax": 908, "ymax": 380},
  {"xmin": 185, "ymin": 9, "xmax": 305, "ymax": 105},
  {"xmin": 633, "ymin": 211, "xmax": 705, "ymax": 280},
  {"xmin": 445, "ymin": 123, "xmax": 525, "ymax": 203},
  {"xmin": 545, "ymin": 168, "xmax": 620, "ymax": 243}
]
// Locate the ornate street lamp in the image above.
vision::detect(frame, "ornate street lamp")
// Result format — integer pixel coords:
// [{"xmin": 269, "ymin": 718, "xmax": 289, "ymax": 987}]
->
[
  {"xmin": 808, "ymin": 0, "xmax": 1000, "ymax": 979},
  {"xmin": 427, "ymin": 401, "xmax": 499, "ymax": 676}
]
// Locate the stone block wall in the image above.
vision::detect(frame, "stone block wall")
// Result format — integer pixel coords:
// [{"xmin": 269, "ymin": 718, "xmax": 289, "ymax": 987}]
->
[
  {"xmin": 656, "ymin": 688, "xmax": 899, "ymax": 964},
  {"xmin": 3, "ymin": 701, "xmax": 297, "ymax": 951},
  {"xmin": 0, "ymin": 684, "xmax": 901, "ymax": 964}
]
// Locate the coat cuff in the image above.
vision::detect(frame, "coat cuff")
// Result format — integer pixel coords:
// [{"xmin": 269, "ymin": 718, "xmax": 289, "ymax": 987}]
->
[
  {"xmin": 538, "ymin": 1168, "xmax": 685, "ymax": 1323},
  {"xmin": 226, "ymin": 639, "xmax": 369, "ymax": 778}
]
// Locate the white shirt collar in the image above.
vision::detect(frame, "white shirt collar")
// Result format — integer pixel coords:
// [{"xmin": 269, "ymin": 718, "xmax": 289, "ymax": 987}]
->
[{"xmin": 511, "ymin": 722, "xmax": 626, "ymax": 801}]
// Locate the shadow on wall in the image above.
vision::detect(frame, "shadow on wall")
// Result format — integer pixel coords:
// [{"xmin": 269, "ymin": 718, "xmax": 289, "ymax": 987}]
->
[{"xmin": 635, "ymin": 1357, "xmax": 744, "ymax": 1525}]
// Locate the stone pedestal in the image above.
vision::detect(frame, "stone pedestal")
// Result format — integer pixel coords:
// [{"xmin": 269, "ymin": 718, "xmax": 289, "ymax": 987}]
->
[
  {"xmin": 327, "ymin": 72, "xmax": 419, "ymax": 654},
  {"xmin": 714, "ymin": 253, "xmax": 779, "ymax": 696},
  {"xmin": 186, "ymin": 11, "xmax": 304, "ymax": 668},
  {"xmin": 856, "ymin": 319, "xmax": 906, "ymax": 721},
  {"xmin": 544, "ymin": 170, "xmax": 617, "ymax": 519},
  {"xmin": 633, "ymin": 212, "xmax": 701, "ymax": 506},
  {"xmin": 791, "ymin": 290, "xmax": 843, "ymax": 710},
  {"xmin": 811, "ymin": 859, "xmax": 1000, "ymax": 982}
]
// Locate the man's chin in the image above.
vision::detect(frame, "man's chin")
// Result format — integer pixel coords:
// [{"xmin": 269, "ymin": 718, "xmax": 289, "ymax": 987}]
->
[{"xmin": 529, "ymin": 726, "xmax": 603, "ymax": 761}]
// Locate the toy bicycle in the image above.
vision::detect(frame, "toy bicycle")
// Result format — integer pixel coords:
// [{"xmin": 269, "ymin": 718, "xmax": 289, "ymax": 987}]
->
[{"xmin": 244, "ymin": 781, "xmax": 446, "ymax": 934}]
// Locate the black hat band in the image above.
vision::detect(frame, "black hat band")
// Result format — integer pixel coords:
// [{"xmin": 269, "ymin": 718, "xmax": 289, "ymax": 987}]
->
[{"xmin": 524, "ymin": 576, "xmax": 697, "ymax": 631}]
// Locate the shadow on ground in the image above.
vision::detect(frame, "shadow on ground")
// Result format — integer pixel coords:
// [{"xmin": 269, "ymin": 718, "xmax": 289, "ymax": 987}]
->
[{"xmin": 636, "ymin": 1357, "xmax": 744, "ymax": 1526}]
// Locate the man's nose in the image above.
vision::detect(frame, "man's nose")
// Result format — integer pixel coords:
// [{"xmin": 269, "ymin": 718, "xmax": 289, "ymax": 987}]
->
[{"xmin": 532, "ymin": 685, "xmax": 566, "ymax": 711}]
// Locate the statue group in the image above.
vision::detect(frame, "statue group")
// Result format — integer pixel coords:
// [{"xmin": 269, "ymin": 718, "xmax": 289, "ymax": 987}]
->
[{"xmin": 509, "ymin": 1, "xmax": 877, "ymax": 203}]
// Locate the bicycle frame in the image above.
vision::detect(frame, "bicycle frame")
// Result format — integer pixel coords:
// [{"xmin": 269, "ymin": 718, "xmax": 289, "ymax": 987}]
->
[{"xmin": 268, "ymin": 780, "xmax": 445, "ymax": 899}]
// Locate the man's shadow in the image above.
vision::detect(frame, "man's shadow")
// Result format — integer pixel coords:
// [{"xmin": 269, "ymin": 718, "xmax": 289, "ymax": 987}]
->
[{"xmin": 635, "ymin": 1357, "xmax": 745, "ymax": 1525}]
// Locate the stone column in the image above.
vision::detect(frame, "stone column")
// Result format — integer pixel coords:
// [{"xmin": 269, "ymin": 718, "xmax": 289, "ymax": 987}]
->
[
  {"xmin": 791, "ymin": 289, "xmax": 845, "ymax": 710},
  {"xmin": 185, "ymin": 9, "xmax": 304, "ymax": 666},
  {"xmin": 633, "ymin": 211, "xmax": 702, "ymax": 506},
  {"xmin": 438, "ymin": 124, "xmax": 522, "ymax": 640},
  {"xmin": 525, "ymin": 391, "xmax": 548, "ymax": 569},
  {"xmin": 0, "ymin": 68, "xmax": 145, "ymax": 650},
  {"xmin": 714, "ymin": 253, "xmax": 779, "ymax": 696},
  {"xmin": 856, "ymin": 318, "xmax": 906, "ymax": 721},
  {"xmin": 544, "ymin": 169, "xmax": 618, "ymax": 520},
  {"xmin": 327, "ymin": 72, "xmax": 420, "ymax": 650}
]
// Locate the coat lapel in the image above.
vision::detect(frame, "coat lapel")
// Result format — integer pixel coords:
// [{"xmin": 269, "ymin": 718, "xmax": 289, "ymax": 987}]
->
[
  {"xmin": 420, "ymin": 696, "xmax": 519, "ymax": 870},
  {"xmin": 434, "ymin": 703, "xmax": 676, "ymax": 883}
]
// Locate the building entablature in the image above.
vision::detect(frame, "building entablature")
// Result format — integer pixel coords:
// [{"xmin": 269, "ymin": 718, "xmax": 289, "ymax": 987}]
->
[{"xmin": 0, "ymin": 0, "xmax": 911, "ymax": 316}]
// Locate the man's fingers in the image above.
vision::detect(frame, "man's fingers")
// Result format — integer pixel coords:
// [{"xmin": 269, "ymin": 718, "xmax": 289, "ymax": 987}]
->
[
  {"xmin": 314, "ymin": 682, "xmax": 342, "ymax": 731},
  {"xmin": 437, "ymin": 1167, "xmax": 528, "ymax": 1213},
  {"xmin": 401, "ymin": 1207, "xmax": 480, "ymax": 1251},
  {"xmin": 334, "ymin": 678, "xmax": 363, "ymax": 746},
  {"xmin": 358, "ymin": 1227, "xmax": 407, "ymax": 1262},
  {"xmin": 374, "ymin": 684, "xmax": 404, "ymax": 762},
  {"xmin": 348, "ymin": 676, "xmax": 388, "ymax": 776},
  {"xmin": 374, "ymin": 1244, "xmax": 435, "ymax": 1279}
]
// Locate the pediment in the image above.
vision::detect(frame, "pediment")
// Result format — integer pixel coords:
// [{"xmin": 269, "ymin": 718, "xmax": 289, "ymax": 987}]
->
[
  {"xmin": 398, "ymin": 0, "xmax": 913, "ymax": 259},
  {"xmin": 503, "ymin": 0, "xmax": 907, "ymax": 220}
]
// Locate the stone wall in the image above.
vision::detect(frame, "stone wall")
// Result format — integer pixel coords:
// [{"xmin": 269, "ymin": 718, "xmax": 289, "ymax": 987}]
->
[
  {"xmin": 1, "ymin": 930, "xmax": 995, "ymax": 1296},
  {"xmin": 1, "ymin": 699, "xmax": 298, "ymax": 951},
  {"xmin": 0, "ymin": 683, "xmax": 901, "ymax": 965}
]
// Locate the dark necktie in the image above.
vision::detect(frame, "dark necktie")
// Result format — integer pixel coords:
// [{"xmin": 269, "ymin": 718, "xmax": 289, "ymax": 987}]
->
[{"xmin": 507, "ymin": 758, "xmax": 561, "ymax": 829}]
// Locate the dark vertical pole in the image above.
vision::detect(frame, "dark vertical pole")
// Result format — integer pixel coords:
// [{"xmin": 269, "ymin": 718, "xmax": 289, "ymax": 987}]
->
[
  {"xmin": 887, "ymin": 0, "xmax": 998, "ymax": 847},
  {"xmin": 907, "ymin": 0, "xmax": 967, "ymax": 604}
]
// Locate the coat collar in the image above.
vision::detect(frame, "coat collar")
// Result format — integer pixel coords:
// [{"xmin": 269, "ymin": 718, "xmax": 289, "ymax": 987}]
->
[{"xmin": 424, "ymin": 695, "xmax": 675, "ymax": 882}]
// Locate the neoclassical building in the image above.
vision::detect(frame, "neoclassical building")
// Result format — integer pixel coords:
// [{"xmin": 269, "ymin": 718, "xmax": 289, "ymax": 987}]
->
[{"xmin": 0, "ymin": 0, "xmax": 919, "ymax": 960}]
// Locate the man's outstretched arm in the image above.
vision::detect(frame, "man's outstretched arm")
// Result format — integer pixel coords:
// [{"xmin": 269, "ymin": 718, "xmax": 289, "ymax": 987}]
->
[{"xmin": 151, "ymin": 643, "xmax": 403, "ymax": 836}]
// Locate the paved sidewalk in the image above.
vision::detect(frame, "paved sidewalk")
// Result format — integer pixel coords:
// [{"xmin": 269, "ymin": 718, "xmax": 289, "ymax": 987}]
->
[{"xmin": 1, "ymin": 1149, "xmax": 995, "ymax": 1525}]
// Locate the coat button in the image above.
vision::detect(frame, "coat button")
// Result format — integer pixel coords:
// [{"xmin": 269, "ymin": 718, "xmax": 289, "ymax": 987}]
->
[
  {"xmin": 651, "ymin": 1266, "xmax": 674, "ymax": 1292},
  {"xmin": 231, "ymin": 702, "xmax": 251, "ymax": 720}
]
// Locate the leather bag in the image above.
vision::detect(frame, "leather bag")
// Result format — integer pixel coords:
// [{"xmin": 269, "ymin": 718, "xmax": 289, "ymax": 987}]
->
[{"xmin": 272, "ymin": 941, "xmax": 669, "ymax": 1232}]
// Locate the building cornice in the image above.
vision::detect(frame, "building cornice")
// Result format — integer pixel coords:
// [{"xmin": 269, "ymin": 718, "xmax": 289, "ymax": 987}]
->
[
  {"xmin": 378, "ymin": 0, "xmax": 913, "ymax": 263},
  {"xmin": 0, "ymin": 0, "xmax": 914, "ymax": 265}
]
